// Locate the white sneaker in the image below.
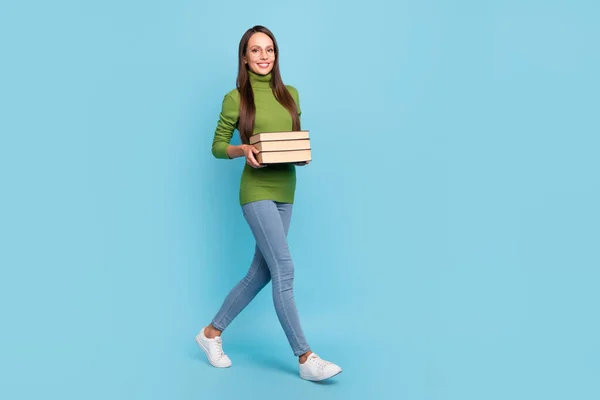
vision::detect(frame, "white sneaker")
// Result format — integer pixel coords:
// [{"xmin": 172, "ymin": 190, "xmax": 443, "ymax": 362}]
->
[
  {"xmin": 195, "ymin": 327, "xmax": 232, "ymax": 368},
  {"xmin": 299, "ymin": 353, "xmax": 342, "ymax": 381}
]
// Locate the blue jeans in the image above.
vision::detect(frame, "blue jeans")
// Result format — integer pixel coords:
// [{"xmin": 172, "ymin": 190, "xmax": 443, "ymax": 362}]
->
[{"xmin": 211, "ymin": 200, "xmax": 311, "ymax": 356}]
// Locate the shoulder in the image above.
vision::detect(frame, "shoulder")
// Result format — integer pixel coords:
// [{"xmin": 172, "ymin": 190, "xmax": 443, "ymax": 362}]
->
[
  {"xmin": 219, "ymin": 88, "xmax": 240, "ymax": 113},
  {"xmin": 285, "ymin": 84, "xmax": 299, "ymax": 96},
  {"xmin": 223, "ymin": 88, "xmax": 240, "ymax": 103},
  {"xmin": 285, "ymin": 85, "xmax": 300, "ymax": 103}
]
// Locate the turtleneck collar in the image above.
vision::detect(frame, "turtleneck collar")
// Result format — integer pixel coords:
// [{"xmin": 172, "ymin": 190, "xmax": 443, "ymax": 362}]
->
[{"xmin": 248, "ymin": 69, "xmax": 272, "ymax": 90}]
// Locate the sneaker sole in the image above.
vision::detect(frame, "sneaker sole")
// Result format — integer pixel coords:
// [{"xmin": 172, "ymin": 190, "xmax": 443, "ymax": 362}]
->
[
  {"xmin": 300, "ymin": 369, "xmax": 342, "ymax": 381},
  {"xmin": 195, "ymin": 335, "xmax": 232, "ymax": 368}
]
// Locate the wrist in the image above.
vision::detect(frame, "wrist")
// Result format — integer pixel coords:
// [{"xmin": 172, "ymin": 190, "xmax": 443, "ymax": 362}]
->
[{"xmin": 226, "ymin": 144, "xmax": 248, "ymax": 159}]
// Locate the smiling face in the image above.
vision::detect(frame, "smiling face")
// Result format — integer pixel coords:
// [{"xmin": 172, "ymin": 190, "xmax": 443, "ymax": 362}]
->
[{"xmin": 243, "ymin": 32, "xmax": 276, "ymax": 75}]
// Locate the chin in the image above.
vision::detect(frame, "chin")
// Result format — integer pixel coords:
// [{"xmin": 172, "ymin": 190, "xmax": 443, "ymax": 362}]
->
[{"xmin": 253, "ymin": 66, "xmax": 273, "ymax": 75}]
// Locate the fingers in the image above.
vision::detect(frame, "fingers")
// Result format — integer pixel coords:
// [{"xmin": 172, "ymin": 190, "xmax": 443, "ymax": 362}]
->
[
  {"xmin": 246, "ymin": 155, "xmax": 261, "ymax": 168},
  {"xmin": 246, "ymin": 149, "xmax": 263, "ymax": 168}
]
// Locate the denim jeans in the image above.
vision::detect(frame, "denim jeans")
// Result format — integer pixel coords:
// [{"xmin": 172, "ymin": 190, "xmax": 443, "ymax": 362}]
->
[{"xmin": 211, "ymin": 200, "xmax": 310, "ymax": 356}]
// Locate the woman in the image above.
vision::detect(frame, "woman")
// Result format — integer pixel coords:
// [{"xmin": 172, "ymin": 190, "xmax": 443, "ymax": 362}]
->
[{"xmin": 195, "ymin": 25, "xmax": 342, "ymax": 382}]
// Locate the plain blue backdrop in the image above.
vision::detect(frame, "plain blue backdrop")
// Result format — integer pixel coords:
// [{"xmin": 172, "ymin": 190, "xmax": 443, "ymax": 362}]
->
[{"xmin": 1, "ymin": 0, "xmax": 598, "ymax": 399}]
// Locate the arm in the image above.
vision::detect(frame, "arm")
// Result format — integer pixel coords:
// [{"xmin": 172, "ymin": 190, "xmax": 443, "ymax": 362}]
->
[
  {"xmin": 211, "ymin": 92, "xmax": 262, "ymax": 167},
  {"xmin": 211, "ymin": 93, "xmax": 237, "ymax": 159},
  {"xmin": 287, "ymin": 85, "xmax": 302, "ymax": 119},
  {"xmin": 225, "ymin": 144, "xmax": 255, "ymax": 159},
  {"xmin": 287, "ymin": 86, "xmax": 310, "ymax": 166}
]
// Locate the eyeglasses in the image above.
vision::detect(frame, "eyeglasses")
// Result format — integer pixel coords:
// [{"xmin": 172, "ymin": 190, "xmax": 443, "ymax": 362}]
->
[{"xmin": 247, "ymin": 47, "xmax": 276, "ymax": 59}]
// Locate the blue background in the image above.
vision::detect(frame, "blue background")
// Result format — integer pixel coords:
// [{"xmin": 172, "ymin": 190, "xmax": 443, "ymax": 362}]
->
[{"xmin": 1, "ymin": 0, "xmax": 598, "ymax": 399}]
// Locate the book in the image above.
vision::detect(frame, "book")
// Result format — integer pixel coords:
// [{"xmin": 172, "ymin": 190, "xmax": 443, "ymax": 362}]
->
[
  {"xmin": 249, "ymin": 130, "xmax": 309, "ymax": 144},
  {"xmin": 253, "ymin": 139, "xmax": 311, "ymax": 152},
  {"xmin": 257, "ymin": 149, "xmax": 312, "ymax": 164}
]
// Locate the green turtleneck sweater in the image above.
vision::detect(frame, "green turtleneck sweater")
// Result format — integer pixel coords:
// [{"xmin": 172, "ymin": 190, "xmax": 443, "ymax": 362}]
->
[{"xmin": 211, "ymin": 70, "xmax": 302, "ymax": 205}]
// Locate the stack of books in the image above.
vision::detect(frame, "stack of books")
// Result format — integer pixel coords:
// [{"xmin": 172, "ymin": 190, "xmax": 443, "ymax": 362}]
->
[{"xmin": 250, "ymin": 130, "xmax": 312, "ymax": 165}]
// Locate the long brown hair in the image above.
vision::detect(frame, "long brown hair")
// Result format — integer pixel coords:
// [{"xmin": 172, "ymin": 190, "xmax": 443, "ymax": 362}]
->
[{"xmin": 237, "ymin": 25, "xmax": 301, "ymax": 144}]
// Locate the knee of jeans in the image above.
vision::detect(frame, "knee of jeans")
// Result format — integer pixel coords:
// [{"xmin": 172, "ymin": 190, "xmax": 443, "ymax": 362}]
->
[
  {"xmin": 275, "ymin": 271, "xmax": 294, "ymax": 291},
  {"xmin": 243, "ymin": 268, "xmax": 271, "ymax": 286}
]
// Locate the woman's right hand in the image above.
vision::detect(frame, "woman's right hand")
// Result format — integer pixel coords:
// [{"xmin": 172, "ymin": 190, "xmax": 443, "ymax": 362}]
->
[{"xmin": 241, "ymin": 144, "xmax": 263, "ymax": 168}]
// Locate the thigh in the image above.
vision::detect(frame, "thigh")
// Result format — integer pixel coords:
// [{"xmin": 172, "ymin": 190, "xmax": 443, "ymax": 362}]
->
[
  {"xmin": 246, "ymin": 202, "xmax": 293, "ymax": 277},
  {"xmin": 276, "ymin": 202, "xmax": 293, "ymax": 237},
  {"xmin": 242, "ymin": 200, "xmax": 291, "ymax": 269}
]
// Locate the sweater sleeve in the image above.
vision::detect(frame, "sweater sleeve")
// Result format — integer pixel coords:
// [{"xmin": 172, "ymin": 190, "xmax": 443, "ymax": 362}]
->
[
  {"xmin": 287, "ymin": 85, "xmax": 302, "ymax": 117},
  {"xmin": 211, "ymin": 93, "xmax": 239, "ymax": 159}
]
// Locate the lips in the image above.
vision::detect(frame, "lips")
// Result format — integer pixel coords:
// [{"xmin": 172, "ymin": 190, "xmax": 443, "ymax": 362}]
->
[{"xmin": 257, "ymin": 63, "xmax": 270, "ymax": 68}]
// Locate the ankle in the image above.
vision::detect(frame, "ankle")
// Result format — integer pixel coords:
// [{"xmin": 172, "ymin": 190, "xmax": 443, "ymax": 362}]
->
[
  {"xmin": 204, "ymin": 325, "xmax": 222, "ymax": 339},
  {"xmin": 299, "ymin": 350, "xmax": 313, "ymax": 364}
]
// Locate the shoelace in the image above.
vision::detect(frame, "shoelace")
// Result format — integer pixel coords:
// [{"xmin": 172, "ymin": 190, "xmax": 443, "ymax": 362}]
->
[
  {"xmin": 213, "ymin": 337, "xmax": 224, "ymax": 358},
  {"xmin": 309, "ymin": 355, "xmax": 331, "ymax": 369}
]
